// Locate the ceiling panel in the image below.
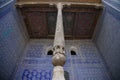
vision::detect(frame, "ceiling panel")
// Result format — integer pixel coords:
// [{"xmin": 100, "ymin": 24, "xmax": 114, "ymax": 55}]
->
[
  {"xmin": 25, "ymin": 12, "xmax": 48, "ymax": 38},
  {"xmin": 18, "ymin": 4, "xmax": 102, "ymax": 39}
]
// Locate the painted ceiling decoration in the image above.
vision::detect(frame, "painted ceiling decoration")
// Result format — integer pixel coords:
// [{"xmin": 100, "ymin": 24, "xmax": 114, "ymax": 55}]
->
[{"xmin": 16, "ymin": 2, "xmax": 103, "ymax": 39}]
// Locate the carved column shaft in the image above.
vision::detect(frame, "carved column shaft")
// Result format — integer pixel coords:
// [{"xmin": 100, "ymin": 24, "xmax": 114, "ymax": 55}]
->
[
  {"xmin": 53, "ymin": 3, "xmax": 65, "ymax": 47},
  {"xmin": 52, "ymin": 3, "xmax": 66, "ymax": 80}
]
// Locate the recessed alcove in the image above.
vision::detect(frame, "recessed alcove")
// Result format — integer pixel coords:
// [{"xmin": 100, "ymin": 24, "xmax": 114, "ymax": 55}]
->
[
  {"xmin": 71, "ymin": 50, "xmax": 76, "ymax": 55},
  {"xmin": 47, "ymin": 50, "xmax": 53, "ymax": 55}
]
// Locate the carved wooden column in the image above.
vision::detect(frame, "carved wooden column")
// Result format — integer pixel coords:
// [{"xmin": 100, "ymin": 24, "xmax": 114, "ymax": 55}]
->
[{"xmin": 52, "ymin": 3, "xmax": 66, "ymax": 80}]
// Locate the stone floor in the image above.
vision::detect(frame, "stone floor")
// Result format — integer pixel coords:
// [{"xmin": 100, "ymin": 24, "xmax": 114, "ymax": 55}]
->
[{"xmin": 13, "ymin": 39, "xmax": 111, "ymax": 80}]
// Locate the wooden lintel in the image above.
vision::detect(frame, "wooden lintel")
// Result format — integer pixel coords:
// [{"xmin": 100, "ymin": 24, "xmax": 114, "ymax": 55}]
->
[{"xmin": 16, "ymin": 2, "xmax": 103, "ymax": 9}]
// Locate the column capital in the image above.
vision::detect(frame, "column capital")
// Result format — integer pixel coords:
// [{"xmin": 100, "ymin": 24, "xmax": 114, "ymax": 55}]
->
[{"xmin": 57, "ymin": 3, "xmax": 63, "ymax": 9}]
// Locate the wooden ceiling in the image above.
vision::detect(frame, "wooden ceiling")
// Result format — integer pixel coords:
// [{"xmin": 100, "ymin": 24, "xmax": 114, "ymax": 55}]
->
[
  {"xmin": 16, "ymin": 3, "xmax": 103, "ymax": 39},
  {"xmin": 17, "ymin": 0, "xmax": 101, "ymax": 3}
]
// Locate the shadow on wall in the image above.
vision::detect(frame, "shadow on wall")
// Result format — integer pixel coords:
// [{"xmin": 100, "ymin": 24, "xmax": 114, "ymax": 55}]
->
[{"xmin": 64, "ymin": 71, "xmax": 70, "ymax": 80}]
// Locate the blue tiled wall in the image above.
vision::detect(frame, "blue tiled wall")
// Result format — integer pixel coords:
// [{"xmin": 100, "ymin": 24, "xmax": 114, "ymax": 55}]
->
[
  {"xmin": 0, "ymin": 1, "xmax": 28, "ymax": 80},
  {"xmin": 14, "ymin": 40, "xmax": 111, "ymax": 80},
  {"xmin": 94, "ymin": 0, "xmax": 120, "ymax": 80}
]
